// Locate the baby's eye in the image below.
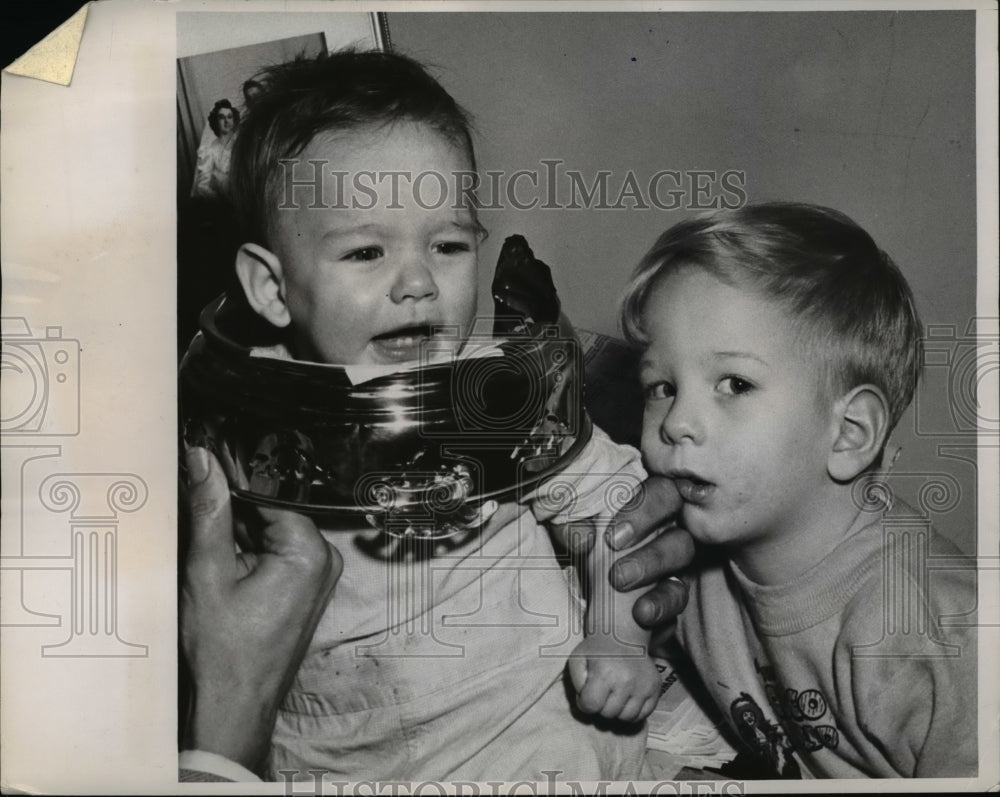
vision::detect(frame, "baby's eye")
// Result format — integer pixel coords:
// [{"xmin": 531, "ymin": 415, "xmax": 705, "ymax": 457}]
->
[
  {"xmin": 718, "ymin": 376, "xmax": 754, "ymax": 396},
  {"xmin": 434, "ymin": 241, "xmax": 472, "ymax": 256},
  {"xmin": 643, "ymin": 381, "xmax": 675, "ymax": 401},
  {"xmin": 344, "ymin": 246, "xmax": 383, "ymax": 262}
]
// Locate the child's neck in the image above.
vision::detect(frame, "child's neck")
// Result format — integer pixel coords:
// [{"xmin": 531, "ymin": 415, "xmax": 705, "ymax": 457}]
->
[{"xmin": 730, "ymin": 482, "xmax": 878, "ymax": 587}]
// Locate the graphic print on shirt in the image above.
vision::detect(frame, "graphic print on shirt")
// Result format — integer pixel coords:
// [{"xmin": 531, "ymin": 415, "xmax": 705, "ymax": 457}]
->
[
  {"xmin": 729, "ymin": 692, "xmax": 801, "ymax": 778},
  {"xmin": 754, "ymin": 659, "xmax": 840, "ymax": 755},
  {"xmin": 729, "ymin": 658, "xmax": 840, "ymax": 775}
]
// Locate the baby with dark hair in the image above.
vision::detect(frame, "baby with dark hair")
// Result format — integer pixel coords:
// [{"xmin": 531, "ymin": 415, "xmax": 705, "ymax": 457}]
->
[
  {"xmin": 208, "ymin": 49, "xmax": 661, "ymax": 781},
  {"xmin": 621, "ymin": 202, "xmax": 977, "ymax": 778}
]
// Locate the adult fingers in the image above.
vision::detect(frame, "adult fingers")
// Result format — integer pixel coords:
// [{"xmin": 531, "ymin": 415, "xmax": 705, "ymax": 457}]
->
[
  {"xmin": 631, "ymin": 578, "xmax": 690, "ymax": 631},
  {"xmin": 184, "ymin": 447, "xmax": 235, "ymax": 585},
  {"xmin": 257, "ymin": 505, "xmax": 344, "ymax": 587},
  {"xmin": 230, "ymin": 500, "xmax": 257, "ymax": 555},
  {"xmin": 605, "ymin": 475, "xmax": 682, "ymax": 551},
  {"xmin": 609, "ymin": 526, "xmax": 695, "ymax": 592}
]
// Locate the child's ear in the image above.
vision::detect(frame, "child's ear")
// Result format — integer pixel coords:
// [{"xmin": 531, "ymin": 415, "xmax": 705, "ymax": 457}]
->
[
  {"xmin": 828, "ymin": 385, "xmax": 890, "ymax": 482},
  {"xmin": 235, "ymin": 243, "xmax": 291, "ymax": 328}
]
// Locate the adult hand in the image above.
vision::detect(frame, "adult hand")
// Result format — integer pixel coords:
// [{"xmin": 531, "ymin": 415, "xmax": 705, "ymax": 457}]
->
[
  {"xmin": 605, "ymin": 475, "xmax": 692, "ymax": 637},
  {"xmin": 548, "ymin": 474, "xmax": 694, "ymax": 649},
  {"xmin": 180, "ymin": 447, "xmax": 342, "ymax": 773}
]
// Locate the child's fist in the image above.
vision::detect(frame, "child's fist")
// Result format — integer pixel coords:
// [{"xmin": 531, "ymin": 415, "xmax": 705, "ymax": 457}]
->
[{"xmin": 567, "ymin": 635, "xmax": 661, "ymax": 723}]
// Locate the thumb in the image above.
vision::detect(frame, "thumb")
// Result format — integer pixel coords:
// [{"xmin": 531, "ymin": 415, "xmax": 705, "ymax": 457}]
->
[{"xmin": 184, "ymin": 447, "xmax": 235, "ymax": 583}]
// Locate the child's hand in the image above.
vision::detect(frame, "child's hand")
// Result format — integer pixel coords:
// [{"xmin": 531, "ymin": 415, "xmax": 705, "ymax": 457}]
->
[{"xmin": 567, "ymin": 634, "xmax": 661, "ymax": 723}]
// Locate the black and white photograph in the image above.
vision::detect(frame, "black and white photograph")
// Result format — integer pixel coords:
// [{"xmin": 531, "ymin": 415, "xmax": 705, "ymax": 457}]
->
[{"xmin": 1, "ymin": 2, "xmax": 997, "ymax": 793}]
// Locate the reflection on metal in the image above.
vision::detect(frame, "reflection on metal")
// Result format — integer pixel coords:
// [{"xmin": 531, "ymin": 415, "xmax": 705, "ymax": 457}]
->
[{"xmin": 179, "ymin": 236, "xmax": 591, "ymax": 539}]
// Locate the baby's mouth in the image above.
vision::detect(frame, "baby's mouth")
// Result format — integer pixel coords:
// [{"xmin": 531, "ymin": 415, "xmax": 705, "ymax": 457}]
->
[{"xmin": 370, "ymin": 324, "xmax": 435, "ymax": 362}]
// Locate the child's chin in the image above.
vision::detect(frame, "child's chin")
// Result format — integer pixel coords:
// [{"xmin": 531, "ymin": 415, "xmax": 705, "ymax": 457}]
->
[{"xmin": 681, "ymin": 508, "xmax": 733, "ymax": 546}]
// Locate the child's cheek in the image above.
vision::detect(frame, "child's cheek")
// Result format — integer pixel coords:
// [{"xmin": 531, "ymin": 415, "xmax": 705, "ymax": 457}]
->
[{"xmin": 639, "ymin": 416, "xmax": 667, "ymax": 472}]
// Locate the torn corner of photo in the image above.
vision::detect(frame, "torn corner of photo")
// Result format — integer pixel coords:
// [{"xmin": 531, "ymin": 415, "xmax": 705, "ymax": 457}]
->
[{"xmin": 2, "ymin": 3, "xmax": 91, "ymax": 87}]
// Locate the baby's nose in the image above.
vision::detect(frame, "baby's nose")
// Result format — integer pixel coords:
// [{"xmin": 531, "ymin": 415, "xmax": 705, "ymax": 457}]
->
[{"xmin": 390, "ymin": 255, "xmax": 438, "ymax": 303}]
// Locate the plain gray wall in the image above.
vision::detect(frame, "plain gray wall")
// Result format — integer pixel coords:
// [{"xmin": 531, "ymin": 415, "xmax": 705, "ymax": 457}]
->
[{"xmin": 390, "ymin": 11, "xmax": 979, "ymax": 555}]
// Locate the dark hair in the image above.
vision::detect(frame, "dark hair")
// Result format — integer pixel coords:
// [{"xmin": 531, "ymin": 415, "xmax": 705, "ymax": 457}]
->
[
  {"xmin": 242, "ymin": 78, "xmax": 265, "ymax": 105},
  {"xmin": 207, "ymin": 99, "xmax": 239, "ymax": 137},
  {"xmin": 229, "ymin": 49, "xmax": 478, "ymax": 247},
  {"xmin": 619, "ymin": 202, "xmax": 924, "ymax": 432}
]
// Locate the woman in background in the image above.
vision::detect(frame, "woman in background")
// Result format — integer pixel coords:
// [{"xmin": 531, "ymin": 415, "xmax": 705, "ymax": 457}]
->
[{"xmin": 191, "ymin": 99, "xmax": 239, "ymax": 201}]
